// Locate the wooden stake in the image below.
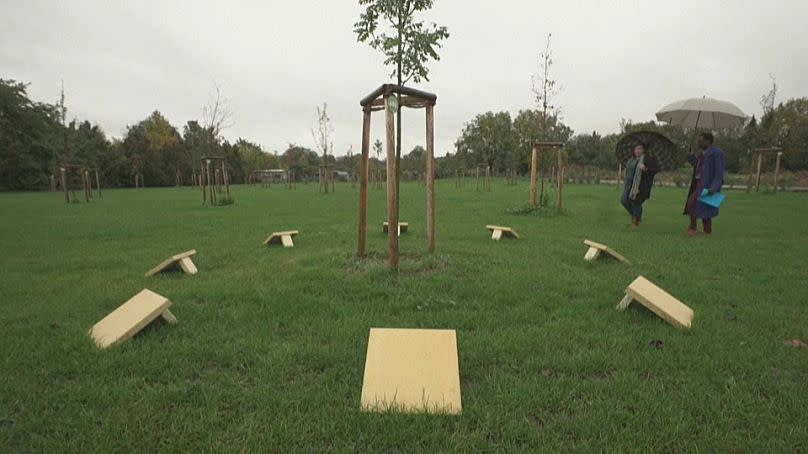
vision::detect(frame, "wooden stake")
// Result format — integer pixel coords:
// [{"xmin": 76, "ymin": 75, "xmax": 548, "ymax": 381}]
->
[
  {"xmin": 485, "ymin": 165, "xmax": 491, "ymax": 192},
  {"xmin": 95, "ymin": 169, "xmax": 101, "ymax": 199},
  {"xmin": 50, "ymin": 174, "xmax": 56, "ymax": 192},
  {"xmin": 557, "ymin": 149, "xmax": 564, "ymax": 210},
  {"xmin": 201, "ymin": 169, "xmax": 206, "ymax": 204},
  {"xmin": 385, "ymin": 95, "xmax": 398, "ymax": 270},
  {"xmin": 358, "ymin": 109, "xmax": 371, "ymax": 257},
  {"xmin": 746, "ymin": 151, "xmax": 754, "ymax": 193},
  {"xmin": 222, "ymin": 161, "xmax": 229, "ymax": 196},
  {"xmin": 618, "ymin": 163, "xmax": 622, "ymax": 188},
  {"xmin": 476, "ymin": 166, "xmax": 480, "ymax": 192},
  {"xmin": 61, "ymin": 168, "xmax": 69, "ymax": 203},
  {"xmin": 529, "ymin": 146, "xmax": 538, "ymax": 208},
  {"xmin": 426, "ymin": 103, "xmax": 435, "ymax": 254},
  {"xmin": 206, "ymin": 161, "xmax": 213, "ymax": 205},
  {"xmin": 755, "ymin": 152, "xmax": 763, "ymax": 192},
  {"xmin": 774, "ymin": 151, "xmax": 783, "ymax": 193}
]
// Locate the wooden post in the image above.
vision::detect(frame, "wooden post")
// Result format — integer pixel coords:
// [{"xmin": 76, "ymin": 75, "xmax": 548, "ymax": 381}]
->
[
  {"xmin": 746, "ymin": 151, "xmax": 754, "ymax": 193},
  {"xmin": 529, "ymin": 145, "xmax": 538, "ymax": 208},
  {"xmin": 331, "ymin": 166, "xmax": 335, "ymax": 193},
  {"xmin": 222, "ymin": 161, "xmax": 229, "ymax": 196},
  {"xmin": 95, "ymin": 169, "xmax": 101, "ymax": 198},
  {"xmin": 485, "ymin": 165, "xmax": 491, "ymax": 192},
  {"xmin": 205, "ymin": 161, "xmax": 213, "ymax": 205},
  {"xmin": 557, "ymin": 149, "xmax": 564, "ymax": 210},
  {"xmin": 617, "ymin": 163, "xmax": 622, "ymax": 188},
  {"xmin": 358, "ymin": 109, "xmax": 371, "ymax": 257},
  {"xmin": 755, "ymin": 152, "xmax": 763, "ymax": 192},
  {"xmin": 476, "ymin": 166, "xmax": 480, "ymax": 191},
  {"xmin": 385, "ymin": 95, "xmax": 398, "ymax": 270},
  {"xmin": 426, "ymin": 103, "xmax": 435, "ymax": 254},
  {"xmin": 774, "ymin": 151, "xmax": 783, "ymax": 193},
  {"xmin": 50, "ymin": 174, "xmax": 56, "ymax": 192},
  {"xmin": 85, "ymin": 170, "xmax": 92, "ymax": 201},
  {"xmin": 201, "ymin": 167, "xmax": 207, "ymax": 204},
  {"xmin": 61, "ymin": 168, "xmax": 69, "ymax": 203}
]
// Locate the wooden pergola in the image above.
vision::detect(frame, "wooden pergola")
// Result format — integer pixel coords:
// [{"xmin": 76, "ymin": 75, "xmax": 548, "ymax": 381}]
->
[
  {"xmin": 529, "ymin": 142, "xmax": 565, "ymax": 209},
  {"xmin": 357, "ymin": 84, "xmax": 436, "ymax": 268},
  {"xmin": 747, "ymin": 147, "xmax": 784, "ymax": 193}
]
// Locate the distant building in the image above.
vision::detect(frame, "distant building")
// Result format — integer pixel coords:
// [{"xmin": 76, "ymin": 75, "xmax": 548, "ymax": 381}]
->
[
  {"xmin": 251, "ymin": 169, "xmax": 287, "ymax": 184},
  {"xmin": 333, "ymin": 170, "xmax": 350, "ymax": 181}
]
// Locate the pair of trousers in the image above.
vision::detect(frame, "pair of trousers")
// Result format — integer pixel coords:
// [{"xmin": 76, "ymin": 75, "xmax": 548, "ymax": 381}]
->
[{"xmin": 621, "ymin": 191, "xmax": 643, "ymax": 220}]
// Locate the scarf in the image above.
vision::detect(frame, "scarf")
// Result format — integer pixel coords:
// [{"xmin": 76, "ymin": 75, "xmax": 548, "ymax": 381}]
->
[{"xmin": 629, "ymin": 154, "xmax": 645, "ymax": 200}]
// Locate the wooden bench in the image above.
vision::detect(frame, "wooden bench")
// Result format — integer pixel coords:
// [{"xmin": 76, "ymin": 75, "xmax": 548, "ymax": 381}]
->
[
  {"xmin": 583, "ymin": 240, "xmax": 631, "ymax": 264},
  {"xmin": 263, "ymin": 230, "xmax": 299, "ymax": 248},
  {"xmin": 617, "ymin": 276, "xmax": 694, "ymax": 329},
  {"xmin": 383, "ymin": 222, "xmax": 409, "ymax": 236},
  {"xmin": 361, "ymin": 328, "xmax": 461, "ymax": 415},
  {"xmin": 144, "ymin": 249, "xmax": 198, "ymax": 277},
  {"xmin": 89, "ymin": 289, "xmax": 177, "ymax": 349},
  {"xmin": 486, "ymin": 225, "xmax": 519, "ymax": 241}
]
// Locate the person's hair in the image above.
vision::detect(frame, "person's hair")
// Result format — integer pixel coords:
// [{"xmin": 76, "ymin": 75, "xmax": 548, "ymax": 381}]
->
[
  {"xmin": 634, "ymin": 142, "xmax": 647, "ymax": 152},
  {"xmin": 700, "ymin": 132, "xmax": 714, "ymax": 144}
]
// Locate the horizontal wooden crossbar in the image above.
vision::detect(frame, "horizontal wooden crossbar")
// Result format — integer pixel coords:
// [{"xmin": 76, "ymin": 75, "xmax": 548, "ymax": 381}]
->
[{"xmin": 360, "ymin": 84, "xmax": 437, "ymax": 107}]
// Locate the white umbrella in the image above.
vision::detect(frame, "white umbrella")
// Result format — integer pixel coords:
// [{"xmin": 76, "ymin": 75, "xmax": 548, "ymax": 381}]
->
[{"xmin": 656, "ymin": 97, "xmax": 747, "ymax": 129}]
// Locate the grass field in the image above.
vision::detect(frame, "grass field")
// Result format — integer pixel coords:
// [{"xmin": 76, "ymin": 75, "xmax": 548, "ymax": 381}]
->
[{"xmin": 1, "ymin": 180, "xmax": 807, "ymax": 451}]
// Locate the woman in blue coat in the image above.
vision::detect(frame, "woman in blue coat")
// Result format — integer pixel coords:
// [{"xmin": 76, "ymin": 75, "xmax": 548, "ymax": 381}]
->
[{"xmin": 683, "ymin": 132, "xmax": 725, "ymax": 235}]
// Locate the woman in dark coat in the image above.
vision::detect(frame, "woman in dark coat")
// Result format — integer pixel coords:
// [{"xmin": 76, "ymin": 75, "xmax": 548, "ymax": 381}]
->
[
  {"xmin": 684, "ymin": 132, "xmax": 725, "ymax": 235},
  {"xmin": 621, "ymin": 142, "xmax": 659, "ymax": 228}
]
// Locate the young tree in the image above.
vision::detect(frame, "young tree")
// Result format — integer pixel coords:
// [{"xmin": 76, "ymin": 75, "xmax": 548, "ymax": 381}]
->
[
  {"xmin": 530, "ymin": 33, "xmax": 563, "ymax": 206},
  {"xmin": 760, "ymin": 74, "xmax": 777, "ymax": 117},
  {"xmin": 202, "ymin": 84, "xmax": 233, "ymax": 157},
  {"xmin": 354, "ymin": 0, "xmax": 449, "ymax": 210},
  {"xmin": 311, "ymin": 103, "xmax": 333, "ymax": 193}
]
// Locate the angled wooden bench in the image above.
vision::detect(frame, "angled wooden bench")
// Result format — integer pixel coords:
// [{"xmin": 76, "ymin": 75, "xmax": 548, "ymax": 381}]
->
[
  {"xmin": 486, "ymin": 225, "xmax": 519, "ymax": 241},
  {"xmin": 361, "ymin": 328, "xmax": 462, "ymax": 415},
  {"xmin": 263, "ymin": 230, "xmax": 299, "ymax": 248},
  {"xmin": 583, "ymin": 240, "xmax": 631, "ymax": 264},
  {"xmin": 617, "ymin": 276, "xmax": 694, "ymax": 329},
  {"xmin": 145, "ymin": 249, "xmax": 198, "ymax": 277},
  {"xmin": 383, "ymin": 221, "xmax": 409, "ymax": 236},
  {"xmin": 89, "ymin": 289, "xmax": 177, "ymax": 349}
]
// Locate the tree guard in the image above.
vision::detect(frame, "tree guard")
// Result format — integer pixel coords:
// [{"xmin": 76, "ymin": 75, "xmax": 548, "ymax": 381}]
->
[
  {"xmin": 357, "ymin": 84, "xmax": 436, "ymax": 269},
  {"xmin": 746, "ymin": 147, "xmax": 783, "ymax": 193}
]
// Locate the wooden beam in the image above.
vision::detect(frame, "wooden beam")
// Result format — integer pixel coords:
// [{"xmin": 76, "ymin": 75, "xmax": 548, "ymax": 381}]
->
[
  {"xmin": 385, "ymin": 95, "xmax": 398, "ymax": 270},
  {"xmin": 529, "ymin": 146, "xmax": 538, "ymax": 208},
  {"xmin": 61, "ymin": 168, "xmax": 69, "ymax": 203},
  {"xmin": 746, "ymin": 150, "xmax": 754, "ymax": 193},
  {"xmin": 755, "ymin": 152, "xmax": 763, "ymax": 192},
  {"xmin": 426, "ymin": 104, "xmax": 435, "ymax": 254},
  {"xmin": 358, "ymin": 109, "xmax": 371, "ymax": 257},
  {"xmin": 95, "ymin": 169, "xmax": 101, "ymax": 199},
  {"xmin": 557, "ymin": 149, "xmax": 564, "ymax": 210},
  {"xmin": 774, "ymin": 151, "xmax": 783, "ymax": 193}
]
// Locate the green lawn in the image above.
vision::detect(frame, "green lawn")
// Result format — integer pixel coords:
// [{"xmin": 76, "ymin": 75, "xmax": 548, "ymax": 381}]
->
[{"xmin": 1, "ymin": 181, "xmax": 807, "ymax": 451}]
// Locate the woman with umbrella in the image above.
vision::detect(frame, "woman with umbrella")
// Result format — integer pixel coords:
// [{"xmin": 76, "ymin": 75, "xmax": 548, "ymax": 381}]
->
[
  {"xmin": 615, "ymin": 131, "xmax": 676, "ymax": 229},
  {"xmin": 656, "ymin": 97, "xmax": 744, "ymax": 236},
  {"xmin": 620, "ymin": 141, "xmax": 660, "ymax": 229},
  {"xmin": 683, "ymin": 132, "xmax": 725, "ymax": 235}
]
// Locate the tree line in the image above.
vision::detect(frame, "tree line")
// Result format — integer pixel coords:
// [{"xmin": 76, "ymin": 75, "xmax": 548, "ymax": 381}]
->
[
  {"xmin": 2, "ymin": 77, "xmax": 806, "ymax": 191},
  {"xmin": 0, "ymin": 78, "xmax": 359, "ymax": 191},
  {"xmin": 440, "ymin": 99, "xmax": 808, "ymax": 178}
]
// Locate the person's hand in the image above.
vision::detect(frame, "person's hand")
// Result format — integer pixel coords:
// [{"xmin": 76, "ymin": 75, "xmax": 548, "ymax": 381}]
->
[{"xmin": 639, "ymin": 164, "xmax": 647, "ymax": 171}]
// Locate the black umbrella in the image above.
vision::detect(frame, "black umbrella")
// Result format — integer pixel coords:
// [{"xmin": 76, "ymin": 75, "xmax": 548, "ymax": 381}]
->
[{"xmin": 615, "ymin": 131, "xmax": 681, "ymax": 171}]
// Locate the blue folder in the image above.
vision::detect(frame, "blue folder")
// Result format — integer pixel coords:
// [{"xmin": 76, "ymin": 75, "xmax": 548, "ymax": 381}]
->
[{"xmin": 699, "ymin": 189, "xmax": 725, "ymax": 208}]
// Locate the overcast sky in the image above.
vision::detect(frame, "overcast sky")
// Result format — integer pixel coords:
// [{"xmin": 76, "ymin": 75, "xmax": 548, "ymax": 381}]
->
[{"xmin": 3, "ymin": 0, "xmax": 807, "ymax": 156}]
